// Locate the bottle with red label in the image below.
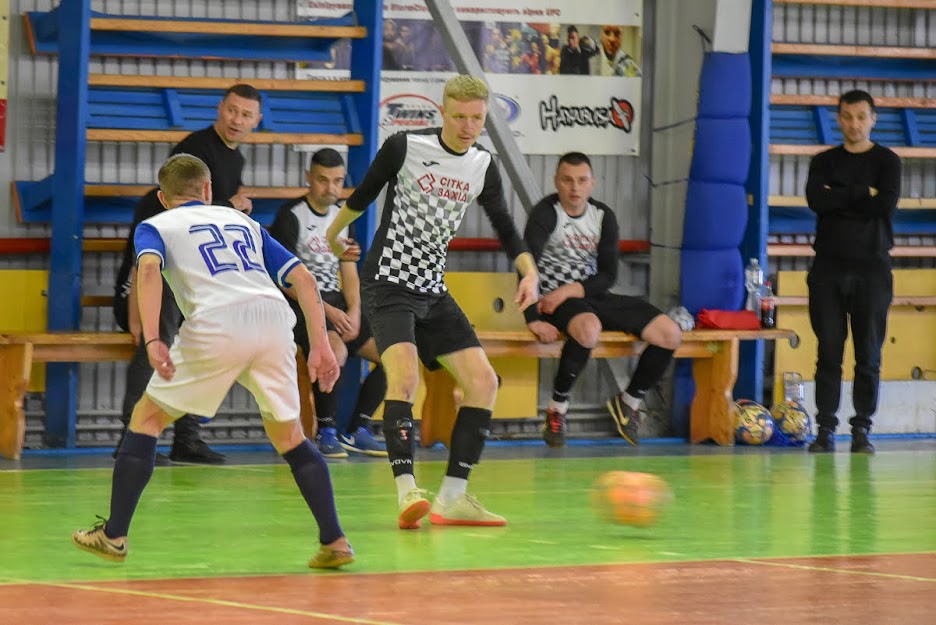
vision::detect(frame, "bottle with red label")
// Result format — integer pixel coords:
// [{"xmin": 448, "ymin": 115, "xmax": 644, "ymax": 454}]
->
[{"xmin": 760, "ymin": 280, "xmax": 776, "ymax": 329}]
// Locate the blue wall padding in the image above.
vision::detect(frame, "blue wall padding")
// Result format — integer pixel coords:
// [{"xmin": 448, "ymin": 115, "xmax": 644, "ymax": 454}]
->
[
  {"xmin": 680, "ymin": 248, "xmax": 745, "ymax": 314},
  {"xmin": 682, "ymin": 182, "xmax": 748, "ymax": 250},
  {"xmin": 698, "ymin": 54, "xmax": 752, "ymax": 118},
  {"xmin": 689, "ymin": 118, "xmax": 752, "ymax": 185}
]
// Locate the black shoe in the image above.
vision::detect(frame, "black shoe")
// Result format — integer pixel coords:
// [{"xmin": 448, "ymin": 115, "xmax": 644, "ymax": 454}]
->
[
  {"xmin": 808, "ymin": 427, "xmax": 836, "ymax": 453},
  {"xmin": 607, "ymin": 393, "xmax": 641, "ymax": 446},
  {"xmin": 169, "ymin": 439, "xmax": 226, "ymax": 464},
  {"xmin": 543, "ymin": 407, "xmax": 567, "ymax": 448},
  {"xmin": 850, "ymin": 427, "xmax": 875, "ymax": 454}
]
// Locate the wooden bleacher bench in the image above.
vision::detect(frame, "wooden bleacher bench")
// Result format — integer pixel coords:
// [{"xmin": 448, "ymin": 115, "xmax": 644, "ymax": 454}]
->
[
  {"xmin": 0, "ymin": 332, "xmax": 136, "ymax": 461},
  {"xmin": 418, "ymin": 273, "xmax": 796, "ymax": 449},
  {"xmin": 421, "ymin": 328, "xmax": 794, "ymax": 449},
  {"xmin": 13, "ymin": 183, "xmax": 353, "ymax": 226}
]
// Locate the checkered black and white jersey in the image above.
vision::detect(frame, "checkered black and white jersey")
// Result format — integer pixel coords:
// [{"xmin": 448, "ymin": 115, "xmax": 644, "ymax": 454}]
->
[
  {"xmin": 523, "ymin": 194, "xmax": 619, "ymax": 319},
  {"xmin": 346, "ymin": 129, "xmax": 527, "ymax": 294},
  {"xmin": 268, "ymin": 196, "xmax": 348, "ymax": 293}
]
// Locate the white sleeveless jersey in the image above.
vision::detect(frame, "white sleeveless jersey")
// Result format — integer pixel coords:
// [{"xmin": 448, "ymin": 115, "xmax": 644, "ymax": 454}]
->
[{"xmin": 134, "ymin": 204, "xmax": 300, "ymax": 320}]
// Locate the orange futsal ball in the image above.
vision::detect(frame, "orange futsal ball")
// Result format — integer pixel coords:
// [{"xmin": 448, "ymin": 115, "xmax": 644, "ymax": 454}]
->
[{"xmin": 591, "ymin": 471, "xmax": 673, "ymax": 527}]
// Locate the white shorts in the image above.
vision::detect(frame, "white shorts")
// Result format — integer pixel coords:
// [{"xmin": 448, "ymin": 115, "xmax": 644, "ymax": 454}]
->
[{"xmin": 147, "ymin": 298, "xmax": 300, "ymax": 422}]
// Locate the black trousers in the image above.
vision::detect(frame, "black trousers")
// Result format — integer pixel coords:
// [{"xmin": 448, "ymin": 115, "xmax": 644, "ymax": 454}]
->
[
  {"xmin": 119, "ymin": 279, "xmax": 200, "ymax": 442},
  {"xmin": 807, "ymin": 256, "xmax": 892, "ymax": 431}
]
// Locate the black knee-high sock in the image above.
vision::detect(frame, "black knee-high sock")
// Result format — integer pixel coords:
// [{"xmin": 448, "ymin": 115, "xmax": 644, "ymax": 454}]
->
[
  {"xmin": 312, "ymin": 381, "xmax": 337, "ymax": 430},
  {"xmin": 283, "ymin": 439, "xmax": 343, "ymax": 545},
  {"xmin": 625, "ymin": 345, "xmax": 675, "ymax": 400},
  {"xmin": 347, "ymin": 365, "xmax": 387, "ymax": 434},
  {"xmin": 383, "ymin": 400, "xmax": 415, "ymax": 477},
  {"xmin": 553, "ymin": 338, "xmax": 592, "ymax": 402},
  {"xmin": 106, "ymin": 431, "xmax": 158, "ymax": 538},
  {"xmin": 446, "ymin": 407, "xmax": 492, "ymax": 480}
]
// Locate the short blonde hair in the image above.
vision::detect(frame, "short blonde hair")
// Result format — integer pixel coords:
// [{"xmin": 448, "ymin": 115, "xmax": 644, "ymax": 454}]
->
[
  {"xmin": 443, "ymin": 74, "xmax": 489, "ymax": 105},
  {"xmin": 158, "ymin": 154, "xmax": 211, "ymax": 203}
]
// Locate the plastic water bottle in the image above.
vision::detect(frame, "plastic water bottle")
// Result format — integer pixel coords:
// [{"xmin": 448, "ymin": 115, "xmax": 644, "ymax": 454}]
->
[
  {"xmin": 744, "ymin": 258, "xmax": 764, "ymax": 311},
  {"xmin": 783, "ymin": 372, "xmax": 805, "ymax": 403}
]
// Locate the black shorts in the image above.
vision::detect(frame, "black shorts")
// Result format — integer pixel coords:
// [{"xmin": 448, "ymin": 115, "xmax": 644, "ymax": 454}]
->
[
  {"xmin": 361, "ymin": 281, "xmax": 480, "ymax": 371},
  {"xmin": 292, "ymin": 291, "xmax": 373, "ymax": 357},
  {"xmin": 542, "ymin": 293, "xmax": 664, "ymax": 336}
]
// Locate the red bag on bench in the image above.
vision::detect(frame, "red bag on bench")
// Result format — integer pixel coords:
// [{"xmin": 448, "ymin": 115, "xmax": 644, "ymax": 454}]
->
[{"xmin": 696, "ymin": 309, "xmax": 761, "ymax": 330}]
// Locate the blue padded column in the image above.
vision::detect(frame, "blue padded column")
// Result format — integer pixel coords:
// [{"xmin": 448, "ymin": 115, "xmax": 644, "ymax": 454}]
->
[
  {"xmin": 680, "ymin": 52, "xmax": 751, "ymax": 314},
  {"xmin": 677, "ymin": 52, "xmax": 752, "ymax": 443}
]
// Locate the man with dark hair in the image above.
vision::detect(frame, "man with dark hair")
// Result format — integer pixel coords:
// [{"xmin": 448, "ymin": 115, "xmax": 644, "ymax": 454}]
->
[
  {"xmin": 326, "ymin": 75, "xmax": 539, "ymax": 529},
  {"xmin": 559, "ymin": 25, "xmax": 598, "ymax": 75},
  {"xmin": 74, "ymin": 153, "xmax": 353, "ymax": 569},
  {"xmin": 270, "ymin": 148, "xmax": 388, "ymax": 458},
  {"xmin": 111, "ymin": 84, "xmax": 263, "ymax": 464},
  {"xmin": 805, "ymin": 89, "xmax": 901, "ymax": 454},
  {"xmin": 524, "ymin": 152, "xmax": 681, "ymax": 447}
]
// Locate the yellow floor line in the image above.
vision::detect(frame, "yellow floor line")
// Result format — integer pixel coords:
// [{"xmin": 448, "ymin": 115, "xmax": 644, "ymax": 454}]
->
[
  {"xmin": 736, "ymin": 557, "xmax": 936, "ymax": 583},
  {"xmin": 35, "ymin": 580, "xmax": 407, "ymax": 625}
]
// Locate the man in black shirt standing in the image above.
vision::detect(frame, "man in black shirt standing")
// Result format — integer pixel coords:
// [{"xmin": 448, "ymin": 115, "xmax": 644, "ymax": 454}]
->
[
  {"xmin": 524, "ymin": 152, "xmax": 681, "ymax": 447},
  {"xmin": 805, "ymin": 90, "xmax": 901, "ymax": 454},
  {"xmin": 326, "ymin": 75, "xmax": 539, "ymax": 530},
  {"xmin": 112, "ymin": 84, "xmax": 263, "ymax": 464}
]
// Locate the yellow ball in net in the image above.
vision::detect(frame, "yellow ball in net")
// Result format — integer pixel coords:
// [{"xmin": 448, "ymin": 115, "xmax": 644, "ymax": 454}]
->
[{"xmin": 591, "ymin": 471, "xmax": 673, "ymax": 527}]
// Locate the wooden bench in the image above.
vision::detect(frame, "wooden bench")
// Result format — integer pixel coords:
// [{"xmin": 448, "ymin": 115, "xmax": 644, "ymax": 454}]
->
[
  {"xmin": 418, "ymin": 333, "xmax": 794, "ymax": 449},
  {"xmin": 0, "ymin": 332, "xmax": 136, "ymax": 460}
]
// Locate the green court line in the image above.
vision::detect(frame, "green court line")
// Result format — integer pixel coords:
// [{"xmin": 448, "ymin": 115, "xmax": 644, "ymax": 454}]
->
[{"xmin": 33, "ymin": 580, "xmax": 408, "ymax": 625}]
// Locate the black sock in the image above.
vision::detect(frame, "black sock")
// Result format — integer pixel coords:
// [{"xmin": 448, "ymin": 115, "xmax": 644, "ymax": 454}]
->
[
  {"xmin": 106, "ymin": 431, "xmax": 158, "ymax": 538},
  {"xmin": 282, "ymin": 439, "xmax": 343, "ymax": 545},
  {"xmin": 347, "ymin": 365, "xmax": 387, "ymax": 433},
  {"xmin": 553, "ymin": 338, "xmax": 592, "ymax": 403},
  {"xmin": 383, "ymin": 400, "xmax": 415, "ymax": 477},
  {"xmin": 312, "ymin": 381, "xmax": 338, "ymax": 430},
  {"xmin": 625, "ymin": 345, "xmax": 675, "ymax": 400},
  {"xmin": 446, "ymin": 407, "xmax": 492, "ymax": 480}
]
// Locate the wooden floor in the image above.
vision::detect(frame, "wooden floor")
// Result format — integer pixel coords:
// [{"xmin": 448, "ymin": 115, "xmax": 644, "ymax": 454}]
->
[{"xmin": 2, "ymin": 441, "xmax": 935, "ymax": 624}]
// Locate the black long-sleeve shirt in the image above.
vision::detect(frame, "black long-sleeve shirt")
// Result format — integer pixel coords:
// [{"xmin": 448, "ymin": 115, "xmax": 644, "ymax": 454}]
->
[
  {"xmin": 523, "ymin": 193, "xmax": 619, "ymax": 322},
  {"xmin": 114, "ymin": 126, "xmax": 247, "ymax": 292},
  {"xmin": 345, "ymin": 129, "xmax": 528, "ymax": 294},
  {"xmin": 805, "ymin": 143, "xmax": 901, "ymax": 262}
]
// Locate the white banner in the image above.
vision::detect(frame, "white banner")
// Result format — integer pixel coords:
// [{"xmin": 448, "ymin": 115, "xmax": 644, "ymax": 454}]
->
[{"xmin": 298, "ymin": 1, "xmax": 643, "ymax": 155}]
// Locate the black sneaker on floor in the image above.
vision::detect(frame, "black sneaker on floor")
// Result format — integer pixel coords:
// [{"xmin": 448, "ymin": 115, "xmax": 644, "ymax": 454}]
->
[
  {"xmin": 169, "ymin": 439, "xmax": 226, "ymax": 464},
  {"xmin": 850, "ymin": 427, "xmax": 875, "ymax": 454},
  {"xmin": 542, "ymin": 408, "xmax": 567, "ymax": 448},
  {"xmin": 607, "ymin": 393, "xmax": 640, "ymax": 445},
  {"xmin": 808, "ymin": 427, "xmax": 836, "ymax": 453}
]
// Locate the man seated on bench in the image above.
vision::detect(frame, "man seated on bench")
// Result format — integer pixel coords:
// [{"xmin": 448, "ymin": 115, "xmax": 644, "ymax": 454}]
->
[{"xmin": 523, "ymin": 152, "xmax": 681, "ymax": 447}]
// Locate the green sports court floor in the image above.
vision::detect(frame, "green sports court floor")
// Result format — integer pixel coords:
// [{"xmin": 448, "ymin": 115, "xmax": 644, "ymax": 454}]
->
[{"xmin": 2, "ymin": 439, "xmax": 935, "ymax": 624}]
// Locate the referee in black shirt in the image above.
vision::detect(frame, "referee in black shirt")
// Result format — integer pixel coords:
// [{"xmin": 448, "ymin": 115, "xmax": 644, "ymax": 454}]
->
[
  {"xmin": 805, "ymin": 90, "xmax": 901, "ymax": 454},
  {"xmin": 112, "ymin": 84, "xmax": 263, "ymax": 464}
]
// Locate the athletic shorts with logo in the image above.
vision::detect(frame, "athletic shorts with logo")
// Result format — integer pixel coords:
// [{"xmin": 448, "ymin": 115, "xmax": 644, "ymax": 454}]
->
[{"xmin": 361, "ymin": 280, "xmax": 480, "ymax": 371}]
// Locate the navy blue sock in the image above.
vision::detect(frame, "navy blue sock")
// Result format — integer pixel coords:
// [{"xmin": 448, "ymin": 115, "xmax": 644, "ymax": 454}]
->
[
  {"xmin": 106, "ymin": 431, "xmax": 158, "ymax": 538},
  {"xmin": 282, "ymin": 439, "xmax": 343, "ymax": 544}
]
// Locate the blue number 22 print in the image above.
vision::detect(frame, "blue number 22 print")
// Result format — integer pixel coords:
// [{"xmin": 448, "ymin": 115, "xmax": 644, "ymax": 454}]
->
[{"xmin": 190, "ymin": 223, "xmax": 264, "ymax": 276}]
